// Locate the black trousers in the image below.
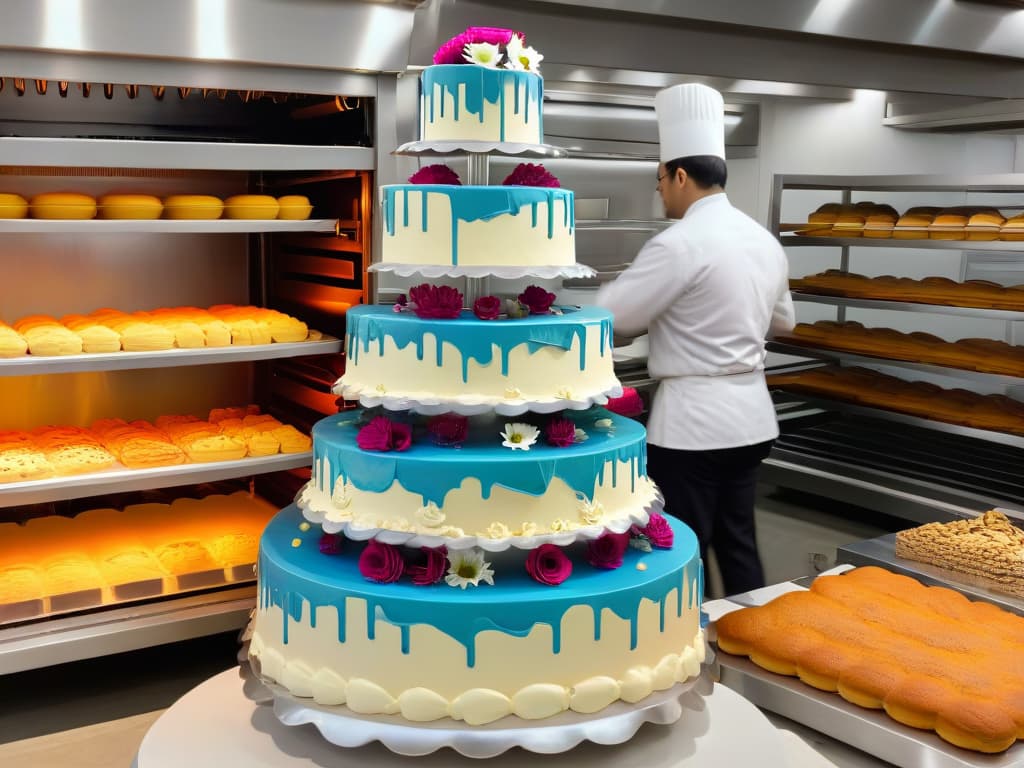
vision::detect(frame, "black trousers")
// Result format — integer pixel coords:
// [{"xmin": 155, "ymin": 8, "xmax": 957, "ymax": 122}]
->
[{"xmin": 647, "ymin": 440, "xmax": 774, "ymax": 596}]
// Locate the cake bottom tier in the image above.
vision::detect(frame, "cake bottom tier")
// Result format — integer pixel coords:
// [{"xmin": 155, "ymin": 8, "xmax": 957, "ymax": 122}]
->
[{"xmin": 250, "ymin": 504, "xmax": 704, "ymax": 725}]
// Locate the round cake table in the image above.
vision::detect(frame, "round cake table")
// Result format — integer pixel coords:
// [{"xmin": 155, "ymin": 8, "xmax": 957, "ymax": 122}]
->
[{"xmin": 134, "ymin": 667, "xmax": 845, "ymax": 767}]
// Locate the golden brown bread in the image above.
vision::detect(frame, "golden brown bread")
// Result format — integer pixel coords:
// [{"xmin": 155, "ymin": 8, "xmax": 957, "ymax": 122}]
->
[
  {"xmin": 715, "ymin": 566, "xmax": 1024, "ymax": 753},
  {"xmin": 776, "ymin": 320, "xmax": 1024, "ymax": 377},
  {"xmin": 766, "ymin": 365, "xmax": 1024, "ymax": 436},
  {"xmin": 893, "ymin": 206, "xmax": 941, "ymax": 240},
  {"xmin": 895, "ymin": 511, "xmax": 1024, "ymax": 598}
]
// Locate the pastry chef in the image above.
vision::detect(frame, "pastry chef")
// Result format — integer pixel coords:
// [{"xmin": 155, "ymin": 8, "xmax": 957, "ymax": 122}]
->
[{"xmin": 596, "ymin": 83, "xmax": 795, "ymax": 595}]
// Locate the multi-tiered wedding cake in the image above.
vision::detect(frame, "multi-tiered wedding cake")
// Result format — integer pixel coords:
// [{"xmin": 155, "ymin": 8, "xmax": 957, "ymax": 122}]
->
[{"xmin": 248, "ymin": 27, "xmax": 704, "ymax": 727}]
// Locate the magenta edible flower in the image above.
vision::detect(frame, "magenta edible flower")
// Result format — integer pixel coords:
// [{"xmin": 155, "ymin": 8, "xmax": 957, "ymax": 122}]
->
[
  {"xmin": 473, "ymin": 295, "xmax": 502, "ymax": 320},
  {"xmin": 357, "ymin": 415, "xmax": 412, "ymax": 452},
  {"xmin": 433, "ymin": 27, "xmax": 523, "ymax": 64},
  {"xmin": 546, "ymin": 417, "xmax": 577, "ymax": 448},
  {"xmin": 428, "ymin": 413, "xmax": 469, "ymax": 447},
  {"xmin": 526, "ymin": 543, "xmax": 572, "ymax": 586},
  {"xmin": 586, "ymin": 531, "xmax": 630, "ymax": 569},
  {"xmin": 518, "ymin": 285, "xmax": 556, "ymax": 315},
  {"xmin": 640, "ymin": 512, "xmax": 674, "ymax": 549},
  {"xmin": 502, "ymin": 163, "xmax": 560, "ymax": 188},
  {"xmin": 318, "ymin": 533, "xmax": 344, "ymax": 555},
  {"xmin": 358, "ymin": 540, "xmax": 405, "ymax": 583},
  {"xmin": 605, "ymin": 387, "xmax": 644, "ymax": 418},
  {"xmin": 408, "ymin": 546, "xmax": 448, "ymax": 585},
  {"xmin": 409, "ymin": 164, "xmax": 462, "ymax": 185},
  {"xmin": 409, "ymin": 283, "xmax": 464, "ymax": 319}
]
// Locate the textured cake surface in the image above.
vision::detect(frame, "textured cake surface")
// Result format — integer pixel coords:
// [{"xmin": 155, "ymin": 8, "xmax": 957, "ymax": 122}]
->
[
  {"xmin": 337, "ymin": 305, "xmax": 621, "ymax": 411},
  {"xmin": 250, "ymin": 504, "xmax": 703, "ymax": 723},
  {"xmin": 380, "ymin": 184, "xmax": 575, "ymax": 269},
  {"xmin": 300, "ymin": 408, "xmax": 659, "ymax": 544}
]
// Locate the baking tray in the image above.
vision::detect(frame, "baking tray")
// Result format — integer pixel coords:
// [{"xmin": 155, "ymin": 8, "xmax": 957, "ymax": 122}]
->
[{"xmin": 717, "ymin": 649, "xmax": 1024, "ymax": 767}]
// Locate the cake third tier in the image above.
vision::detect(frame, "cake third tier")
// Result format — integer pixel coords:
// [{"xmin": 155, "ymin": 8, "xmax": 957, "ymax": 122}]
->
[
  {"xmin": 336, "ymin": 304, "xmax": 622, "ymax": 414},
  {"xmin": 299, "ymin": 408, "xmax": 660, "ymax": 546}
]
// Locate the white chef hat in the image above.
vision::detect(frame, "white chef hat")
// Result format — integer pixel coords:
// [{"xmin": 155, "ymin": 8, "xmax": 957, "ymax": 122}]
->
[{"xmin": 654, "ymin": 83, "xmax": 725, "ymax": 163}]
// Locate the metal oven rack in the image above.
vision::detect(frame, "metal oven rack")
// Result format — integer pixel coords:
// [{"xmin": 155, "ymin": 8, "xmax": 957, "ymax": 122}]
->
[{"xmin": 765, "ymin": 174, "xmax": 1024, "ymax": 523}]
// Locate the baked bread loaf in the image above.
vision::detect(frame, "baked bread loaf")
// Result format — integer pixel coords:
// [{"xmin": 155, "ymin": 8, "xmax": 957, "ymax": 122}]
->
[
  {"xmin": 862, "ymin": 204, "xmax": 899, "ymax": 239},
  {"xmin": 895, "ymin": 511, "xmax": 1024, "ymax": 598},
  {"xmin": 716, "ymin": 566, "xmax": 1024, "ymax": 753},
  {"xmin": 1001, "ymin": 213, "xmax": 1024, "ymax": 241},
  {"xmin": 790, "ymin": 270, "xmax": 1024, "ymax": 311},
  {"xmin": 0, "ymin": 322, "xmax": 27, "ymax": 358},
  {"xmin": 766, "ymin": 365, "xmax": 1024, "ymax": 436},
  {"xmin": 929, "ymin": 206, "xmax": 1000, "ymax": 241},
  {"xmin": 776, "ymin": 320, "xmax": 1024, "ymax": 377},
  {"xmin": 893, "ymin": 206, "xmax": 940, "ymax": 240},
  {"xmin": 966, "ymin": 210, "xmax": 1006, "ymax": 241}
]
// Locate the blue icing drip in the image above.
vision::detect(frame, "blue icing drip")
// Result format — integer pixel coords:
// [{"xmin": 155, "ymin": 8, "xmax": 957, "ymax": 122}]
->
[
  {"xmin": 421, "ymin": 66, "xmax": 541, "ymax": 140},
  {"xmin": 381, "ymin": 185, "xmax": 573, "ymax": 268},
  {"xmin": 260, "ymin": 506, "xmax": 699, "ymax": 668},
  {"xmin": 346, "ymin": 305, "xmax": 607, "ymax": 401}
]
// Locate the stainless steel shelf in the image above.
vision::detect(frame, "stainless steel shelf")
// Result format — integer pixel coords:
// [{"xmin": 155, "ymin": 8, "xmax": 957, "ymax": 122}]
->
[
  {"xmin": 771, "ymin": 391, "xmax": 1024, "ymax": 449},
  {"xmin": 838, "ymin": 532, "xmax": 1024, "ymax": 617},
  {"xmin": 717, "ymin": 649, "xmax": 1024, "ymax": 768},
  {"xmin": 781, "ymin": 234, "xmax": 1024, "ymax": 251},
  {"xmin": 576, "ymin": 219, "xmax": 673, "ymax": 231},
  {"xmin": 0, "ymin": 337, "xmax": 341, "ymax": 376},
  {"xmin": 0, "ymin": 137, "xmax": 375, "ymax": 171},
  {"xmin": 791, "ymin": 291, "xmax": 1024, "ymax": 321},
  {"xmin": 0, "ymin": 219, "xmax": 338, "ymax": 234},
  {"xmin": 0, "ymin": 452, "xmax": 312, "ymax": 507},
  {"xmin": 767, "ymin": 341, "xmax": 1024, "ymax": 386},
  {"xmin": 0, "ymin": 585, "xmax": 254, "ymax": 675},
  {"xmin": 777, "ymin": 173, "xmax": 1024, "ymax": 192}
]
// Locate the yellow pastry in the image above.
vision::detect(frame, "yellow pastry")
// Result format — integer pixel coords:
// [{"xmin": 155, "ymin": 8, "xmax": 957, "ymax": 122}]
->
[
  {"xmin": 0, "ymin": 324, "xmax": 28, "ymax": 357},
  {"xmin": 0, "ymin": 193, "xmax": 28, "ymax": 219},
  {"xmin": 223, "ymin": 194, "xmax": 280, "ymax": 220},
  {"xmin": 277, "ymin": 195, "xmax": 313, "ymax": 220},
  {"xmin": 98, "ymin": 194, "xmax": 163, "ymax": 220},
  {"xmin": 30, "ymin": 192, "xmax": 97, "ymax": 220},
  {"xmin": 163, "ymin": 195, "xmax": 224, "ymax": 220}
]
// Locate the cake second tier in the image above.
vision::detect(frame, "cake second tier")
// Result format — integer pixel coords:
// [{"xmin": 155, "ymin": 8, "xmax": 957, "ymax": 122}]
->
[
  {"xmin": 299, "ymin": 408, "xmax": 660, "ymax": 548},
  {"xmin": 336, "ymin": 305, "xmax": 622, "ymax": 414},
  {"xmin": 380, "ymin": 184, "xmax": 575, "ymax": 271}
]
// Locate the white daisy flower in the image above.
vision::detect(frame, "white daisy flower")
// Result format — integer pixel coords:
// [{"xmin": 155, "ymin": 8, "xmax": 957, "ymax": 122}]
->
[
  {"xmin": 463, "ymin": 42, "xmax": 503, "ymax": 68},
  {"xmin": 519, "ymin": 45, "xmax": 544, "ymax": 73},
  {"xmin": 501, "ymin": 422, "xmax": 539, "ymax": 450},
  {"xmin": 503, "ymin": 34, "xmax": 527, "ymax": 71},
  {"xmin": 445, "ymin": 548, "xmax": 495, "ymax": 589},
  {"xmin": 574, "ymin": 428, "xmax": 589, "ymax": 443}
]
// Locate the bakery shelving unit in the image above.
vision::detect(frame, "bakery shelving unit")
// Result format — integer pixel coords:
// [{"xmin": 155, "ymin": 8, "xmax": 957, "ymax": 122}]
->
[
  {"xmin": 0, "ymin": 85, "xmax": 375, "ymax": 673},
  {"xmin": 765, "ymin": 173, "xmax": 1024, "ymax": 524}
]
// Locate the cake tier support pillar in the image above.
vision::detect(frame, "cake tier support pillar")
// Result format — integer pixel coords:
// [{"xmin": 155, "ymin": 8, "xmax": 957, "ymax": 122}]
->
[{"xmin": 464, "ymin": 153, "xmax": 491, "ymax": 304}]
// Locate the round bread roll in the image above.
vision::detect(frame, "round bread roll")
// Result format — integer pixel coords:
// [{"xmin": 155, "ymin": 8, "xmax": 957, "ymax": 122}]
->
[
  {"xmin": 277, "ymin": 195, "xmax": 312, "ymax": 220},
  {"xmin": 163, "ymin": 195, "xmax": 224, "ymax": 220},
  {"xmin": 0, "ymin": 193, "xmax": 28, "ymax": 219},
  {"xmin": 98, "ymin": 194, "xmax": 163, "ymax": 220},
  {"xmin": 30, "ymin": 192, "xmax": 97, "ymax": 220},
  {"xmin": 223, "ymin": 194, "xmax": 280, "ymax": 220}
]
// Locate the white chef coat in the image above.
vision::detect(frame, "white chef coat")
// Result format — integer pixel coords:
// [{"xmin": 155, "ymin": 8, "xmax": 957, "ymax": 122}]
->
[{"xmin": 595, "ymin": 193, "xmax": 795, "ymax": 450}]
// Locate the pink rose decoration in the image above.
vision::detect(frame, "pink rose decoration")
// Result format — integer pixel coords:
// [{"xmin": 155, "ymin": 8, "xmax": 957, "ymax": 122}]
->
[
  {"xmin": 358, "ymin": 540, "xmax": 405, "ymax": 583},
  {"xmin": 408, "ymin": 546, "xmax": 448, "ymax": 586},
  {"xmin": 391, "ymin": 421, "xmax": 412, "ymax": 452},
  {"xmin": 526, "ymin": 543, "xmax": 572, "ymax": 586},
  {"xmin": 503, "ymin": 163, "xmax": 560, "ymax": 188},
  {"xmin": 433, "ymin": 27, "xmax": 523, "ymax": 64},
  {"xmin": 473, "ymin": 295, "xmax": 502, "ymax": 321},
  {"xmin": 357, "ymin": 416, "xmax": 412, "ymax": 452},
  {"xmin": 409, "ymin": 164, "xmax": 462, "ymax": 185},
  {"xmin": 433, "ymin": 33, "xmax": 471, "ymax": 65},
  {"xmin": 409, "ymin": 283, "xmax": 464, "ymax": 319},
  {"xmin": 605, "ymin": 387, "xmax": 644, "ymax": 418},
  {"xmin": 586, "ymin": 531, "xmax": 630, "ymax": 570},
  {"xmin": 546, "ymin": 417, "xmax": 576, "ymax": 448},
  {"xmin": 641, "ymin": 512, "xmax": 674, "ymax": 549},
  {"xmin": 518, "ymin": 285, "xmax": 556, "ymax": 315},
  {"xmin": 357, "ymin": 415, "xmax": 392, "ymax": 451},
  {"xmin": 318, "ymin": 533, "xmax": 344, "ymax": 555},
  {"xmin": 428, "ymin": 413, "xmax": 468, "ymax": 447}
]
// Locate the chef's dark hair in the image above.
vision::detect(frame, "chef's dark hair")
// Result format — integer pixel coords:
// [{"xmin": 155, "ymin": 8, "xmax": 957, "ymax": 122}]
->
[{"xmin": 664, "ymin": 155, "xmax": 727, "ymax": 189}]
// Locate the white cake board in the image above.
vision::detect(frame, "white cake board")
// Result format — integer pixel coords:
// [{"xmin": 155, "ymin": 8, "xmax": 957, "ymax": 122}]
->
[{"xmin": 134, "ymin": 666, "xmax": 844, "ymax": 767}]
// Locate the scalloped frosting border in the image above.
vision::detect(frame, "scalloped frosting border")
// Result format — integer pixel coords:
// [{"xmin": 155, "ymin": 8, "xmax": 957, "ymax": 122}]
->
[{"xmin": 250, "ymin": 629, "xmax": 705, "ymax": 724}]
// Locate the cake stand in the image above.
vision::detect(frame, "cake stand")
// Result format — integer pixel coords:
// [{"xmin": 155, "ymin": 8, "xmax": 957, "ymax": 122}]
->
[{"xmin": 133, "ymin": 664, "xmax": 846, "ymax": 768}]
